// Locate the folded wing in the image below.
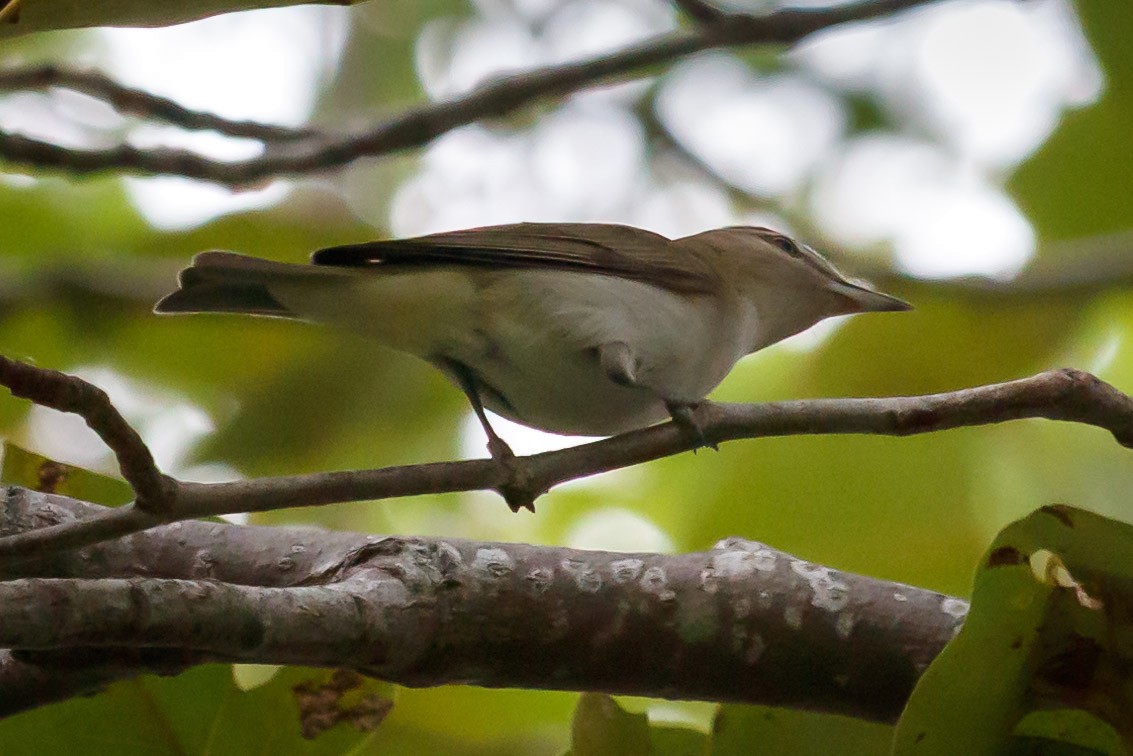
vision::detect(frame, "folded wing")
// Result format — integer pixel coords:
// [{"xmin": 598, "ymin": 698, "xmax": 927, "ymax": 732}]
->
[{"xmin": 311, "ymin": 222, "xmax": 721, "ymax": 295}]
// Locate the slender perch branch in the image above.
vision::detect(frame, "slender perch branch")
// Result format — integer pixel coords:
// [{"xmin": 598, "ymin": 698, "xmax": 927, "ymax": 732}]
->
[
  {"xmin": 0, "ymin": 0, "xmax": 937, "ymax": 185},
  {"xmin": 2, "ymin": 355, "xmax": 1132, "ymax": 560},
  {"xmin": 0, "ymin": 488, "xmax": 965, "ymax": 721}
]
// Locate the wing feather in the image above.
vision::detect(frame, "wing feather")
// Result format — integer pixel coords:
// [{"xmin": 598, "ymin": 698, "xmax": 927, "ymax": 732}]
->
[{"xmin": 311, "ymin": 223, "xmax": 720, "ymax": 294}]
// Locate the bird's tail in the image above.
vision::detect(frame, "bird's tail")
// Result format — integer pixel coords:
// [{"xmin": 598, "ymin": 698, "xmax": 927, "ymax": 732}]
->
[{"xmin": 154, "ymin": 251, "xmax": 340, "ymax": 317}]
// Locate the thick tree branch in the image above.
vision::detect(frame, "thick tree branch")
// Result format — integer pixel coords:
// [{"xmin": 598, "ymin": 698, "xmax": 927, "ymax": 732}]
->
[
  {"xmin": 2, "ymin": 357, "xmax": 1131, "ymax": 562},
  {"xmin": 0, "ymin": 0, "xmax": 937, "ymax": 185},
  {"xmin": 0, "ymin": 487, "xmax": 964, "ymax": 721}
]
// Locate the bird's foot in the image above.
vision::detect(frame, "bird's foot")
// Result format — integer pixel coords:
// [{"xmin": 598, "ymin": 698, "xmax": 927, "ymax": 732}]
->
[
  {"xmin": 487, "ymin": 436, "xmax": 538, "ymax": 513},
  {"xmin": 666, "ymin": 401, "xmax": 718, "ymax": 452}
]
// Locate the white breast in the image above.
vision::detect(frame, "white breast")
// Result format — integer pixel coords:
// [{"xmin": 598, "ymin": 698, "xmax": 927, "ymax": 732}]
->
[{"xmin": 441, "ymin": 270, "xmax": 746, "ymax": 436}]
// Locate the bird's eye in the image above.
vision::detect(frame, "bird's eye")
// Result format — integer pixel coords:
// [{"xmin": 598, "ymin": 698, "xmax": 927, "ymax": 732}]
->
[{"xmin": 772, "ymin": 235, "xmax": 802, "ymax": 256}]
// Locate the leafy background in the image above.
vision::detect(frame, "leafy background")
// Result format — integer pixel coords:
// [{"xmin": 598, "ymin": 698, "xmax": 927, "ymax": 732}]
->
[{"xmin": 1, "ymin": 0, "xmax": 1131, "ymax": 752}]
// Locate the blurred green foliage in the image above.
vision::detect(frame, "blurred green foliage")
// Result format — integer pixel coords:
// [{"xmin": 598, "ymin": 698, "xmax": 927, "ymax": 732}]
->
[
  {"xmin": 1009, "ymin": 1, "xmax": 1133, "ymax": 241},
  {"xmin": 2, "ymin": 0, "xmax": 1133, "ymax": 753},
  {"xmin": 0, "ymin": 665, "xmax": 396, "ymax": 755}
]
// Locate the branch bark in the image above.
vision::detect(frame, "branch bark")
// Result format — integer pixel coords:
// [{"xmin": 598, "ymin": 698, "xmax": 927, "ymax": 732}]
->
[
  {"xmin": 0, "ymin": 65, "xmax": 319, "ymax": 142},
  {"xmin": 0, "ymin": 487, "xmax": 965, "ymax": 721},
  {"xmin": 0, "ymin": 0, "xmax": 938, "ymax": 185}
]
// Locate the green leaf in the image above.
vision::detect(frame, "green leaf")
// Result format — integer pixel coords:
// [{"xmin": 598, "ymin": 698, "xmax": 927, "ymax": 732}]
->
[
  {"xmin": 569, "ymin": 694, "xmax": 651, "ymax": 756},
  {"xmin": 0, "ymin": 443, "xmax": 132, "ymax": 506},
  {"xmin": 708, "ymin": 704, "xmax": 891, "ymax": 755},
  {"xmin": 0, "ymin": 0, "xmax": 363, "ymax": 39},
  {"xmin": 893, "ymin": 506, "xmax": 1133, "ymax": 755}
]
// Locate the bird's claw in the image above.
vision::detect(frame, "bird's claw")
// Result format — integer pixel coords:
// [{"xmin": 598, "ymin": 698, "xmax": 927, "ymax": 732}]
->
[
  {"xmin": 486, "ymin": 437, "xmax": 537, "ymax": 512},
  {"xmin": 666, "ymin": 401, "xmax": 718, "ymax": 452}
]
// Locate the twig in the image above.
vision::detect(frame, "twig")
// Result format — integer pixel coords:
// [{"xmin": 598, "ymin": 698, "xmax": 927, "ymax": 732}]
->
[
  {"xmin": 0, "ymin": 488, "xmax": 966, "ymax": 722},
  {"xmin": 0, "ymin": 65, "xmax": 319, "ymax": 142},
  {"xmin": 1, "ymin": 357, "xmax": 1131, "ymax": 560},
  {"xmin": 0, "ymin": 65, "xmax": 319, "ymax": 143},
  {"xmin": 0, "ymin": 356, "xmax": 173, "ymax": 511},
  {"xmin": 0, "ymin": 0, "xmax": 937, "ymax": 185}
]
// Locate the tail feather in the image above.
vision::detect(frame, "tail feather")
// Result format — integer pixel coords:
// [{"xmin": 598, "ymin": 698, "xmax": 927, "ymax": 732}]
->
[
  {"xmin": 154, "ymin": 282, "xmax": 292, "ymax": 316},
  {"xmin": 154, "ymin": 251, "xmax": 341, "ymax": 317}
]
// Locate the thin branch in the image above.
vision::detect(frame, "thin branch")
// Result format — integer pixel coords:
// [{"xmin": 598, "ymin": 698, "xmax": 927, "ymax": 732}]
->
[
  {"xmin": 0, "ymin": 356, "xmax": 173, "ymax": 511},
  {"xmin": 0, "ymin": 65, "xmax": 320, "ymax": 142},
  {"xmin": 0, "ymin": 0, "xmax": 938, "ymax": 185},
  {"xmin": 0, "ymin": 487, "xmax": 966, "ymax": 722},
  {"xmin": 2, "ymin": 357, "xmax": 1132, "ymax": 561}
]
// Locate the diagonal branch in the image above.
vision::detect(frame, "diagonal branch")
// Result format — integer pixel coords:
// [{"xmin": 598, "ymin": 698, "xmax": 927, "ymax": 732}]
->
[
  {"xmin": 0, "ymin": 65, "xmax": 320, "ymax": 142},
  {"xmin": 0, "ymin": 356, "xmax": 173, "ymax": 511},
  {"xmin": 0, "ymin": 0, "xmax": 937, "ymax": 185},
  {"xmin": 0, "ymin": 487, "xmax": 964, "ymax": 721},
  {"xmin": 1, "ymin": 355, "xmax": 1132, "ymax": 561}
]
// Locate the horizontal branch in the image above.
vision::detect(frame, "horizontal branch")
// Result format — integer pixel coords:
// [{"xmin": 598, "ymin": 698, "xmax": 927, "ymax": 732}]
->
[
  {"xmin": 1, "ymin": 358, "xmax": 1131, "ymax": 562},
  {"xmin": 0, "ymin": 487, "xmax": 964, "ymax": 721},
  {"xmin": 0, "ymin": 0, "xmax": 937, "ymax": 185}
]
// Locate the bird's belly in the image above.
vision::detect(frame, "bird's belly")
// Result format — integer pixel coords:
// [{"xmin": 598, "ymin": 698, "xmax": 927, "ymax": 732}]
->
[
  {"xmin": 466, "ymin": 339, "xmax": 670, "ymax": 436},
  {"xmin": 441, "ymin": 271, "xmax": 740, "ymax": 436}
]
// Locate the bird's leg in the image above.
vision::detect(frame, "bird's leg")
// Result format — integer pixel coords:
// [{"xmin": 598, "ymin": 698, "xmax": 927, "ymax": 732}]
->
[
  {"xmin": 598, "ymin": 342, "xmax": 717, "ymax": 451},
  {"xmin": 454, "ymin": 367, "xmax": 514, "ymax": 462},
  {"xmin": 444, "ymin": 360, "xmax": 536, "ymax": 512}
]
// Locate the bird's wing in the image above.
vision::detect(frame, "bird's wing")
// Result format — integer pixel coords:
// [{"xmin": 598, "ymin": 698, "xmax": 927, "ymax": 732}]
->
[{"xmin": 310, "ymin": 223, "xmax": 721, "ymax": 295}]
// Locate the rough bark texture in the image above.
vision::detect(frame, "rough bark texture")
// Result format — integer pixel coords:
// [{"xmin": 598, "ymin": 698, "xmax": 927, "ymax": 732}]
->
[{"xmin": 0, "ymin": 487, "xmax": 963, "ymax": 721}]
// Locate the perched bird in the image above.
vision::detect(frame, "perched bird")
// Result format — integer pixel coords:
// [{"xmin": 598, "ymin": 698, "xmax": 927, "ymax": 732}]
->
[{"xmin": 156, "ymin": 223, "xmax": 909, "ymax": 471}]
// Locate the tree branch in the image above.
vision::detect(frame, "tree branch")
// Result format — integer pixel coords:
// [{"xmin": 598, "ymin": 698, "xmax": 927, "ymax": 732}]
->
[
  {"xmin": 0, "ymin": 0, "xmax": 938, "ymax": 185},
  {"xmin": 0, "ymin": 487, "xmax": 964, "ymax": 721},
  {"xmin": 0, "ymin": 65, "xmax": 320, "ymax": 142},
  {"xmin": 2, "ymin": 355, "xmax": 1132, "ymax": 561},
  {"xmin": 0, "ymin": 356, "xmax": 173, "ymax": 511}
]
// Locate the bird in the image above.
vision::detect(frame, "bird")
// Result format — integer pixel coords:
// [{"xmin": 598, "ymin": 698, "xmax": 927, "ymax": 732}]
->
[{"xmin": 156, "ymin": 222, "xmax": 910, "ymax": 505}]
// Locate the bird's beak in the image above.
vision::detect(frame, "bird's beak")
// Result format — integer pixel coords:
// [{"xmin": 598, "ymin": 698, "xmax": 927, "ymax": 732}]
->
[{"xmin": 836, "ymin": 281, "xmax": 913, "ymax": 313}]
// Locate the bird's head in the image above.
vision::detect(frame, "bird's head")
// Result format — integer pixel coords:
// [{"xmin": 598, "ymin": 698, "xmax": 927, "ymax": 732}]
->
[{"xmin": 683, "ymin": 226, "xmax": 911, "ymax": 349}]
